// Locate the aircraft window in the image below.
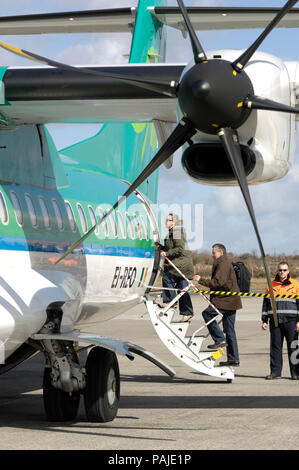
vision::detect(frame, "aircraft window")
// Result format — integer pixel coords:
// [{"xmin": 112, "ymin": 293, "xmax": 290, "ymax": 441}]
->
[
  {"xmin": 38, "ymin": 196, "xmax": 51, "ymax": 229},
  {"xmin": 88, "ymin": 205, "xmax": 99, "ymax": 236},
  {"xmin": 133, "ymin": 214, "xmax": 142, "ymax": 240},
  {"xmin": 125, "ymin": 212, "xmax": 135, "ymax": 239},
  {"xmin": 116, "ymin": 210, "xmax": 126, "ymax": 238},
  {"xmin": 140, "ymin": 214, "xmax": 149, "ymax": 241},
  {"xmin": 108, "ymin": 212, "xmax": 117, "ymax": 237},
  {"xmin": 25, "ymin": 193, "xmax": 38, "ymax": 228},
  {"xmin": 0, "ymin": 191, "xmax": 8, "ymax": 225},
  {"xmin": 10, "ymin": 191, "xmax": 23, "ymax": 226},
  {"xmin": 52, "ymin": 199, "xmax": 64, "ymax": 231},
  {"xmin": 97, "ymin": 206, "xmax": 108, "ymax": 237},
  {"xmin": 64, "ymin": 201, "xmax": 77, "ymax": 232},
  {"xmin": 77, "ymin": 203, "xmax": 88, "ymax": 234}
]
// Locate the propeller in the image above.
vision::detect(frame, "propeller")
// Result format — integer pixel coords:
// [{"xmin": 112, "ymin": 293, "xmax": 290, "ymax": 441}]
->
[
  {"xmin": 244, "ymin": 95, "xmax": 299, "ymax": 114},
  {"xmin": 3, "ymin": 0, "xmax": 299, "ymax": 326},
  {"xmin": 217, "ymin": 128, "xmax": 278, "ymax": 322},
  {"xmin": 231, "ymin": 0, "xmax": 298, "ymax": 72},
  {"xmin": 177, "ymin": 0, "xmax": 207, "ymax": 63}
]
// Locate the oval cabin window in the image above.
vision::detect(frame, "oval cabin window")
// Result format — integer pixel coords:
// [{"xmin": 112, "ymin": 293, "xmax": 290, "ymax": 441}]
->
[
  {"xmin": 25, "ymin": 193, "xmax": 38, "ymax": 228},
  {"xmin": 52, "ymin": 199, "xmax": 64, "ymax": 231},
  {"xmin": 64, "ymin": 201, "xmax": 77, "ymax": 232},
  {"xmin": 10, "ymin": 191, "xmax": 23, "ymax": 227},
  {"xmin": 38, "ymin": 196, "xmax": 51, "ymax": 229},
  {"xmin": 77, "ymin": 203, "xmax": 88, "ymax": 234},
  {"xmin": 0, "ymin": 191, "xmax": 8, "ymax": 225}
]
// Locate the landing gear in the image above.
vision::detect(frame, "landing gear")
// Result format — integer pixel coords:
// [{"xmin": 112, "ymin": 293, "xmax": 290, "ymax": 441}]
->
[
  {"xmin": 84, "ymin": 346, "xmax": 120, "ymax": 422},
  {"xmin": 43, "ymin": 367, "xmax": 81, "ymax": 421},
  {"xmin": 41, "ymin": 338, "xmax": 120, "ymax": 422}
]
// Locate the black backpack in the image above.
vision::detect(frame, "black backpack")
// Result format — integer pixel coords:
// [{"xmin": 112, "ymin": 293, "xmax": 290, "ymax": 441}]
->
[{"xmin": 232, "ymin": 261, "xmax": 251, "ymax": 293}]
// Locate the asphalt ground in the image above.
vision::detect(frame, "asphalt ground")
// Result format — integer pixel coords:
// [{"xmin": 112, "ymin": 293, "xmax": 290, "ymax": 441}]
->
[{"xmin": 0, "ymin": 294, "xmax": 299, "ymax": 453}]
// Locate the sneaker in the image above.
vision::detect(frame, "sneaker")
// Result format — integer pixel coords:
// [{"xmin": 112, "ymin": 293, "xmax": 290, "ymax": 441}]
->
[
  {"xmin": 265, "ymin": 373, "xmax": 281, "ymax": 380},
  {"xmin": 207, "ymin": 341, "xmax": 227, "ymax": 349},
  {"xmin": 180, "ymin": 314, "xmax": 194, "ymax": 322},
  {"xmin": 291, "ymin": 373, "xmax": 299, "ymax": 380}
]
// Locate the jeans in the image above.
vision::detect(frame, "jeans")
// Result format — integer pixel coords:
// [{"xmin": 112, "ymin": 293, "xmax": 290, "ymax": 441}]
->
[
  {"xmin": 202, "ymin": 305, "xmax": 239, "ymax": 362},
  {"xmin": 162, "ymin": 271, "xmax": 194, "ymax": 316}
]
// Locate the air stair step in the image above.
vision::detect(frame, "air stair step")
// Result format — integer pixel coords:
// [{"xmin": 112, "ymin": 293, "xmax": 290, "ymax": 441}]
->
[
  {"xmin": 168, "ymin": 321, "xmax": 190, "ymax": 339},
  {"xmin": 159, "ymin": 308, "xmax": 176, "ymax": 324},
  {"xmin": 184, "ymin": 335, "xmax": 205, "ymax": 355}
]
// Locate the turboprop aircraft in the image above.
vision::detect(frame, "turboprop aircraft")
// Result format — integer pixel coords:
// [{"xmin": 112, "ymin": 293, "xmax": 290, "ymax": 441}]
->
[{"xmin": 0, "ymin": 0, "xmax": 299, "ymax": 423}]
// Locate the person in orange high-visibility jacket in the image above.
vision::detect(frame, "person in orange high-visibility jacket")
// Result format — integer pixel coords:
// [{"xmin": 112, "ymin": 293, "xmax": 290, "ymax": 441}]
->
[{"xmin": 261, "ymin": 261, "xmax": 299, "ymax": 380}]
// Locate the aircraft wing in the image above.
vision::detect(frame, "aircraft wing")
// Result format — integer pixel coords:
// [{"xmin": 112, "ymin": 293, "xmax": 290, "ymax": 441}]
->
[
  {"xmin": 0, "ymin": 8, "xmax": 137, "ymax": 35},
  {"xmin": 1, "ymin": 7, "xmax": 299, "ymax": 35},
  {"xmin": 0, "ymin": 64, "xmax": 183, "ymax": 125},
  {"xmin": 152, "ymin": 6, "xmax": 299, "ymax": 31},
  {"xmin": 2, "ymin": 60, "xmax": 299, "ymax": 126}
]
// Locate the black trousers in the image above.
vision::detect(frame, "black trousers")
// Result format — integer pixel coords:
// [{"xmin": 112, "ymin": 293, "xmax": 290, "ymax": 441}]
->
[{"xmin": 269, "ymin": 318, "xmax": 299, "ymax": 376}]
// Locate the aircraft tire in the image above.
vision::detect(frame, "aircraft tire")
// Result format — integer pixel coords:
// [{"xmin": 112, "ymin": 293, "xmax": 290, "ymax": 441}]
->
[
  {"xmin": 43, "ymin": 367, "xmax": 80, "ymax": 422},
  {"xmin": 84, "ymin": 346, "xmax": 120, "ymax": 422}
]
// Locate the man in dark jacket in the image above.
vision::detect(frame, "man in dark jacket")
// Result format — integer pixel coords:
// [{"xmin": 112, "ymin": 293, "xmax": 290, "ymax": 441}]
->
[
  {"xmin": 261, "ymin": 261, "xmax": 299, "ymax": 380},
  {"xmin": 193, "ymin": 243, "xmax": 242, "ymax": 366},
  {"xmin": 158, "ymin": 213, "xmax": 194, "ymax": 322}
]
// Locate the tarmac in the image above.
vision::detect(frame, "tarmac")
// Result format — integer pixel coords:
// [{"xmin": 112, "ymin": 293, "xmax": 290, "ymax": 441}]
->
[{"xmin": 0, "ymin": 294, "xmax": 299, "ymax": 452}]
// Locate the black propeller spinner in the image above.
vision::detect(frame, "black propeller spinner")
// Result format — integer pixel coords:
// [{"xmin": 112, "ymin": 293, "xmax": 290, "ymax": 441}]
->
[
  {"xmin": 178, "ymin": 59, "xmax": 254, "ymax": 135},
  {"xmin": 4, "ymin": 0, "xmax": 299, "ymax": 326}
]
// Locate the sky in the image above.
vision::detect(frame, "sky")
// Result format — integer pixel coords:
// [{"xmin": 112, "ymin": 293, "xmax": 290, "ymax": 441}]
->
[{"xmin": 0, "ymin": 0, "xmax": 299, "ymax": 255}]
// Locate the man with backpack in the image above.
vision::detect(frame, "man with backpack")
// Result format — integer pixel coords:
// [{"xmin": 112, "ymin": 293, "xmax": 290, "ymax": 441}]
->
[{"xmin": 193, "ymin": 243, "xmax": 242, "ymax": 367}]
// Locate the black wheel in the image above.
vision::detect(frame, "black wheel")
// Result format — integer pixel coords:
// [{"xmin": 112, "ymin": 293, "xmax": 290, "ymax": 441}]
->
[
  {"xmin": 84, "ymin": 346, "xmax": 120, "ymax": 422},
  {"xmin": 43, "ymin": 367, "xmax": 80, "ymax": 422},
  {"xmin": 227, "ymin": 378, "xmax": 233, "ymax": 383}
]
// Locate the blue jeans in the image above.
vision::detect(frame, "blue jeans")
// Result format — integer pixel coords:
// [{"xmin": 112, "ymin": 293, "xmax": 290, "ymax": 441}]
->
[
  {"xmin": 202, "ymin": 305, "xmax": 239, "ymax": 362},
  {"xmin": 162, "ymin": 271, "xmax": 194, "ymax": 316}
]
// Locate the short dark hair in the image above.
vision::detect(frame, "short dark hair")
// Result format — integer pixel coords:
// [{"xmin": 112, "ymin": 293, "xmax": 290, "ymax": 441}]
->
[
  {"xmin": 212, "ymin": 243, "xmax": 226, "ymax": 254},
  {"xmin": 278, "ymin": 261, "xmax": 290, "ymax": 270}
]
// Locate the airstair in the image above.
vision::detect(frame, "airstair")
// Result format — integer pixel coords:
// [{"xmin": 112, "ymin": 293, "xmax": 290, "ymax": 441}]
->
[
  {"xmin": 144, "ymin": 254, "xmax": 235, "ymax": 382},
  {"xmin": 145, "ymin": 296, "xmax": 234, "ymax": 382}
]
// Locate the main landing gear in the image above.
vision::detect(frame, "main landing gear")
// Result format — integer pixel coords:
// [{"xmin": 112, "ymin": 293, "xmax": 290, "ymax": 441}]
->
[
  {"xmin": 42, "ymin": 340, "xmax": 120, "ymax": 423},
  {"xmin": 84, "ymin": 346, "xmax": 120, "ymax": 422}
]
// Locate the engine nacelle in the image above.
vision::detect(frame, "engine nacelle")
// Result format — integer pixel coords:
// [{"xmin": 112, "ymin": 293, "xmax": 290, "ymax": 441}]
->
[{"xmin": 179, "ymin": 49, "xmax": 297, "ymax": 186}]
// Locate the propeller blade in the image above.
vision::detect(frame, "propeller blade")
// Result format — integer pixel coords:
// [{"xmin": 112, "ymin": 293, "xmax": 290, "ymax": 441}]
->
[
  {"xmin": 244, "ymin": 95, "xmax": 299, "ymax": 114},
  {"xmin": 217, "ymin": 127, "xmax": 278, "ymax": 327},
  {"xmin": 232, "ymin": 0, "xmax": 298, "ymax": 72},
  {"xmin": 0, "ymin": 41, "xmax": 177, "ymax": 97},
  {"xmin": 55, "ymin": 118, "xmax": 196, "ymax": 264},
  {"xmin": 177, "ymin": 0, "xmax": 207, "ymax": 64}
]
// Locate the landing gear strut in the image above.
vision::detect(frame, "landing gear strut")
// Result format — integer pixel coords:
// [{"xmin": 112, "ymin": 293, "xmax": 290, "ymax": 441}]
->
[
  {"xmin": 43, "ymin": 366, "xmax": 81, "ymax": 421},
  {"xmin": 42, "ymin": 340, "xmax": 83, "ymax": 422},
  {"xmin": 42, "ymin": 340, "xmax": 120, "ymax": 422}
]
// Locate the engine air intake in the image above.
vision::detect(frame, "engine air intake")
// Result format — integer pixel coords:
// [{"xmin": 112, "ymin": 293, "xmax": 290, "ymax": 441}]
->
[{"xmin": 182, "ymin": 143, "xmax": 256, "ymax": 182}]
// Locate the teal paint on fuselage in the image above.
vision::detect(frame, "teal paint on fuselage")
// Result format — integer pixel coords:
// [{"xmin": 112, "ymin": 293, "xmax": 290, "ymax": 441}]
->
[
  {"xmin": 0, "ymin": 0, "xmax": 167, "ymax": 257},
  {"xmin": 60, "ymin": 122, "xmax": 159, "ymax": 203},
  {"xmin": 0, "ymin": 171, "xmax": 153, "ymax": 251}
]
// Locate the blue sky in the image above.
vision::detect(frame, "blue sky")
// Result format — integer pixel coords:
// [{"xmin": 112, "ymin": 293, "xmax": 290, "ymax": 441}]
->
[{"xmin": 0, "ymin": 0, "xmax": 299, "ymax": 255}]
